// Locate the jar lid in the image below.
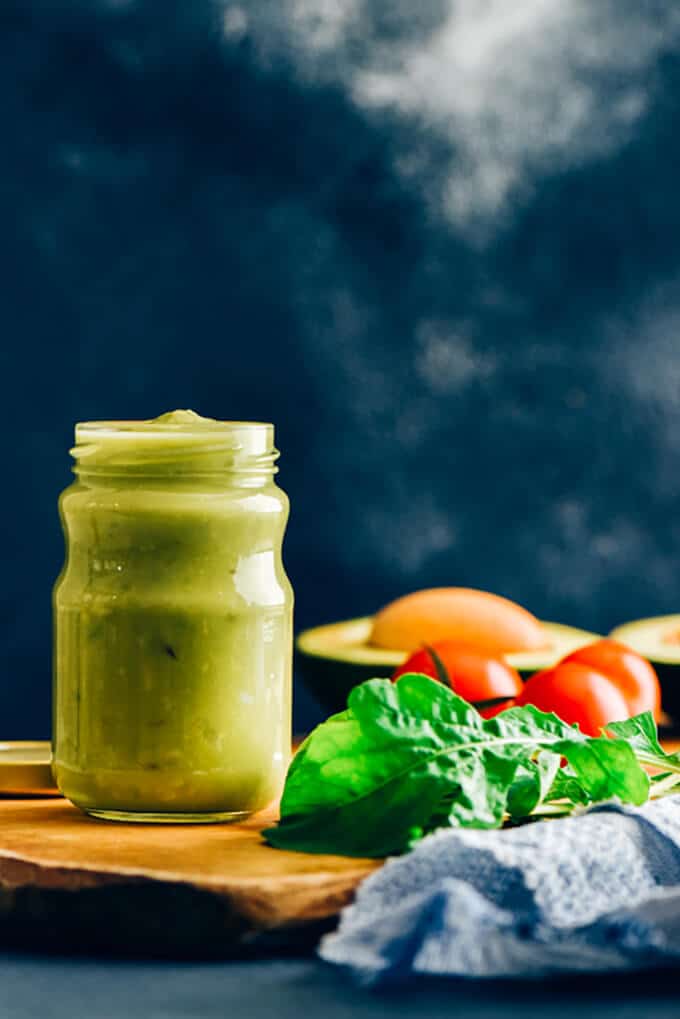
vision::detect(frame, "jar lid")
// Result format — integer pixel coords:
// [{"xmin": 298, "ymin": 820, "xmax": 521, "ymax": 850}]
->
[{"xmin": 0, "ymin": 741, "xmax": 59, "ymax": 796}]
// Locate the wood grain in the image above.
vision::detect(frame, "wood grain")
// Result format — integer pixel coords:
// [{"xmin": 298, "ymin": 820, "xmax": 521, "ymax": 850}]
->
[{"xmin": 0, "ymin": 798, "xmax": 378, "ymax": 957}]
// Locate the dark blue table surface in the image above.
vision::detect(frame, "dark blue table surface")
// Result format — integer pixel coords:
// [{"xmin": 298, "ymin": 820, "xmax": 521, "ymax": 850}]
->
[{"xmin": 2, "ymin": 955, "xmax": 680, "ymax": 1019}]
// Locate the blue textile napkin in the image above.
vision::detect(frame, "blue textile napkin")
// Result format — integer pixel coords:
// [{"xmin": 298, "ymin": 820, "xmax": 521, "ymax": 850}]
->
[{"xmin": 319, "ymin": 798, "xmax": 680, "ymax": 984}]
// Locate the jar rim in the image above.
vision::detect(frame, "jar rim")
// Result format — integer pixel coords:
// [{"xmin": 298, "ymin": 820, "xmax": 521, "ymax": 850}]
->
[
  {"xmin": 71, "ymin": 410, "xmax": 277, "ymax": 474},
  {"xmin": 76, "ymin": 410, "xmax": 272, "ymax": 437}
]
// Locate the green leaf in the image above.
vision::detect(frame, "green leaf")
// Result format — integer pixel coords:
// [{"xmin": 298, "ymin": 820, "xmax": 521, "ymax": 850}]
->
[
  {"xmin": 265, "ymin": 677, "xmax": 655, "ymax": 857},
  {"xmin": 507, "ymin": 751, "xmax": 561, "ymax": 818},
  {"xmin": 545, "ymin": 766, "xmax": 591, "ymax": 806},
  {"xmin": 606, "ymin": 713, "xmax": 666, "ymax": 758},
  {"xmin": 268, "ymin": 675, "xmax": 503, "ymax": 856},
  {"xmin": 266, "ymin": 769, "xmax": 450, "ymax": 857},
  {"xmin": 606, "ymin": 714, "xmax": 680, "ymax": 779},
  {"xmin": 430, "ymin": 750, "xmax": 521, "ymax": 831},
  {"xmin": 554, "ymin": 738, "xmax": 649, "ymax": 805},
  {"xmin": 485, "ymin": 703, "xmax": 582, "ymax": 742},
  {"xmin": 484, "ymin": 704, "xmax": 648, "ymax": 810}
]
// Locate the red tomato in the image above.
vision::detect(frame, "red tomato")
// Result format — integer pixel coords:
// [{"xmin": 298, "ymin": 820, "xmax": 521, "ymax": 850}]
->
[
  {"xmin": 515, "ymin": 662, "xmax": 630, "ymax": 736},
  {"xmin": 392, "ymin": 641, "xmax": 523, "ymax": 715},
  {"xmin": 561, "ymin": 639, "xmax": 661, "ymax": 719}
]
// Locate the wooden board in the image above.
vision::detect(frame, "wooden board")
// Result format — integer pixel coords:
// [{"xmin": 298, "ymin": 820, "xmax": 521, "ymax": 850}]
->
[
  {"xmin": 0, "ymin": 798, "xmax": 379, "ymax": 957},
  {"xmin": 1, "ymin": 739, "xmax": 677, "ymax": 958}
]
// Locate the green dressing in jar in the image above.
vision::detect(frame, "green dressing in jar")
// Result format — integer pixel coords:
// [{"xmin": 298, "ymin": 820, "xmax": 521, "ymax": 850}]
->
[{"xmin": 53, "ymin": 410, "xmax": 293, "ymax": 822}]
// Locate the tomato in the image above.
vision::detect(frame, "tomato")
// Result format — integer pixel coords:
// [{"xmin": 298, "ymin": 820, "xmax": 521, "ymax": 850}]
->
[
  {"xmin": 561, "ymin": 639, "xmax": 661, "ymax": 719},
  {"xmin": 392, "ymin": 640, "xmax": 523, "ymax": 715},
  {"xmin": 515, "ymin": 662, "xmax": 630, "ymax": 736}
]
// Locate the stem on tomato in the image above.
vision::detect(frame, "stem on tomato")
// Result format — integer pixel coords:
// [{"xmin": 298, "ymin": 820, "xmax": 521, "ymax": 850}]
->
[{"xmin": 423, "ymin": 644, "xmax": 451, "ymax": 687}]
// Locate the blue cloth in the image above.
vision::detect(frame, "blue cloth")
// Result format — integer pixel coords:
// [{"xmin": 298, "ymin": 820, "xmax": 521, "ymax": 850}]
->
[{"xmin": 319, "ymin": 799, "xmax": 680, "ymax": 985}]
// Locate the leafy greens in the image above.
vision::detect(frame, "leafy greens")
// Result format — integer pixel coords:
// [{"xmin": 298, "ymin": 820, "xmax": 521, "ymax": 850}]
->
[{"xmin": 264, "ymin": 674, "xmax": 680, "ymax": 857}]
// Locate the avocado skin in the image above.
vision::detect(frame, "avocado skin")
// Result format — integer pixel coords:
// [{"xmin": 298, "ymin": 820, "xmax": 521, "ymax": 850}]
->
[
  {"xmin": 650, "ymin": 662, "xmax": 680, "ymax": 721},
  {"xmin": 298, "ymin": 653, "xmax": 680, "ymax": 721},
  {"xmin": 609, "ymin": 618, "xmax": 680, "ymax": 725},
  {"xmin": 298, "ymin": 618, "xmax": 600, "ymax": 717},
  {"xmin": 295, "ymin": 649, "xmax": 536, "ymax": 716},
  {"xmin": 295, "ymin": 652, "xmax": 392, "ymax": 714}
]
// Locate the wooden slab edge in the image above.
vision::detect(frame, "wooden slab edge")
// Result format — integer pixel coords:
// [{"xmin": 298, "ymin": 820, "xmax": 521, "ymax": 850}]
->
[{"xmin": 0, "ymin": 799, "xmax": 379, "ymax": 957}]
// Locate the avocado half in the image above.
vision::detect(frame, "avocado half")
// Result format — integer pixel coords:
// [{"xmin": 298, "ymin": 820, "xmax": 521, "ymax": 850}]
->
[
  {"xmin": 610, "ymin": 615, "xmax": 680, "ymax": 718},
  {"xmin": 296, "ymin": 617, "xmax": 600, "ymax": 715}
]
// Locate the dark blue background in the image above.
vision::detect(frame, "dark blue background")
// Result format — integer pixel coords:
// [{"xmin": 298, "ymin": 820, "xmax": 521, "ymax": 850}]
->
[{"xmin": 3, "ymin": 1, "xmax": 680, "ymax": 735}]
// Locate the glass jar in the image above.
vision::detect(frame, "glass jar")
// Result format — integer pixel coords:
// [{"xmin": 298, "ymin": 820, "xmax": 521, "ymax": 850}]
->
[{"xmin": 52, "ymin": 410, "xmax": 293, "ymax": 822}]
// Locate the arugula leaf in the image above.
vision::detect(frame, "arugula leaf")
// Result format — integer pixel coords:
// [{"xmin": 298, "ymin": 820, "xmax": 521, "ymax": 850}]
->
[
  {"xmin": 605, "ymin": 714, "xmax": 680, "ymax": 800},
  {"xmin": 480, "ymin": 705, "xmax": 648, "ymax": 805},
  {"xmin": 606, "ymin": 713, "xmax": 665, "ymax": 755},
  {"xmin": 264, "ymin": 675, "xmax": 654, "ymax": 857},
  {"xmin": 269, "ymin": 675, "xmax": 510, "ymax": 856},
  {"xmin": 552, "ymin": 738, "xmax": 648, "ymax": 804},
  {"xmin": 507, "ymin": 752, "xmax": 561, "ymax": 819},
  {"xmin": 545, "ymin": 766, "xmax": 591, "ymax": 807}
]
